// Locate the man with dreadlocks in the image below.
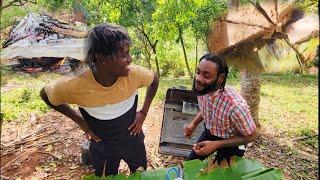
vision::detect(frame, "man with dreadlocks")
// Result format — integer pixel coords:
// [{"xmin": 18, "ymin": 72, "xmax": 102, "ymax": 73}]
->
[
  {"xmin": 184, "ymin": 53, "xmax": 257, "ymax": 164},
  {"xmin": 40, "ymin": 23, "xmax": 159, "ymax": 176}
]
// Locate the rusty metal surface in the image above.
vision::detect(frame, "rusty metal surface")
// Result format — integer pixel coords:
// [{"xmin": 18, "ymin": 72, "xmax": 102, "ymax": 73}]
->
[
  {"xmin": 209, "ymin": 1, "xmax": 294, "ymax": 54},
  {"xmin": 1, "ymin": 13, "xmax": 88, "ymax": 63}
]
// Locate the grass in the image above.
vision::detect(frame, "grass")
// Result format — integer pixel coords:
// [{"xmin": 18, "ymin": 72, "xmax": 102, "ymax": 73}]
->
[
  {"xmin": 1, "ymin": 69, "xmax": 62, "ymax": 122},
  {"xmin": 258, "ymin": 73, "xmax": 318, "ymax": 138},
  {"xmin": 0, "ymin": 4, "xmax": 44, "ymax": 30}
]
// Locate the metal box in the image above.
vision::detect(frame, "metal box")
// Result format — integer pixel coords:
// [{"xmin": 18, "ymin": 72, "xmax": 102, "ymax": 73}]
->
[{"xmin": 158, "ymin": 87, "xmax": 204, "ymax": 157}]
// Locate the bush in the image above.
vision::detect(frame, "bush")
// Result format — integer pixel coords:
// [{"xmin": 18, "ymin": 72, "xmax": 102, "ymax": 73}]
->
[
  {"xmin": 160, "ymin": 59, "xmax": 185, "ymax": 77},
  {"xmin": 1, "ymin": 87, "xmax": 49, "ymax": 121}
]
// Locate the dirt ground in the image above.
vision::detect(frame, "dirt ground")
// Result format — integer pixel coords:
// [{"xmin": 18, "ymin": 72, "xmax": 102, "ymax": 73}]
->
[{"xmin": 1, "ymin": 103, "xmax": 318, "ymax": 180}]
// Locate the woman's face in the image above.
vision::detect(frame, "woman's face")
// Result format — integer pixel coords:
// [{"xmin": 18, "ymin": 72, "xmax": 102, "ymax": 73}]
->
[{"xmin": 98, "ymin": 40, "xmax": 132, "ymax": 77}]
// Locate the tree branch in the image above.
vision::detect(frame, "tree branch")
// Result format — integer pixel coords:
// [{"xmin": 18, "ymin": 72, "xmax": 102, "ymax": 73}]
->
[
  {"xmin": 250, "ymin": 0, "xmax": 277, "ymax": 27},
  {"xmin": 219, "ymin": 19, "xmax": 270, "ymax": 30},
  {"xmin": 1, "ymin": 0, "xmax": 36, "ymax": 9},
  {"xmin": 136, "ymin": 26, "xmax": 157, "ymax": 53}
]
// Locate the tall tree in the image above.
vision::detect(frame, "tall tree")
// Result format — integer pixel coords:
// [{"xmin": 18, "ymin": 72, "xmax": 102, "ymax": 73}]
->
[
  {"xmin": 83, "ymin": 0, "xmax": 160, "ymax": 75},
  {"xmin": 227, "ymin": 0, "xmax": 262, "ymax": 130},
  {"xmin": 154, "ymin": 0, "xmax": 195, "ymax": 79},
  {"xmin": 117, "ymin": 0, "xmax": 160, "ymax": 75},
  {"xmin": 191, "ymin": 0, "xmax": 226, "ymax": 49}
]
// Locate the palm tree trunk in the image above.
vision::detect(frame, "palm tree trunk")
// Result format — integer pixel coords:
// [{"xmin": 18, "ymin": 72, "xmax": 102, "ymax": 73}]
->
[
  {"xmin": 228, "ymin": 0, "xmax": 261, "ymax": 130},
  {"xmin": 240, "ymin": 69, "xmax": 262, "ymax": 130}
]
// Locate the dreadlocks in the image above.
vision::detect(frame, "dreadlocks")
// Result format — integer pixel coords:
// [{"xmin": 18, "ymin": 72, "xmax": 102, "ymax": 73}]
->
[
  {"xmin": 85, "ymin": 23, "xmax": 132, "ymax": 69},
  {"xmin": 199, "ymin": 53, "xmax": 229, "ymax": 91}
]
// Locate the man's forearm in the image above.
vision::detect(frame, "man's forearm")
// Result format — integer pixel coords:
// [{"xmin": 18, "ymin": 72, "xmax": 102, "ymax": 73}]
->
[
  {"xmin": 141, "ymin": 74, "xmax": 159, "ymax": 114},
  {"xmin": 191, "ymin": 111, "xmax": 204, "ymax": 127},
  {"xmin": 216, "ymin": 131, "xmax": 257, "ymax": 149}
]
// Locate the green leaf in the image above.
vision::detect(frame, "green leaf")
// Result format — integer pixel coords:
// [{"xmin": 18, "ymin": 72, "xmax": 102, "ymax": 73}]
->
[
  {"xmin": 231, "ymin": 156, "xmax": 264, "ymax": 176},
  {"xmin": 127, "ymin": 172, "xmax": 141, "ymax": 180},
  {"xmin": 183, "ymin": 159, "xmax": 205, "ymax": 180},
  {"xmin": 82, "ymin": 174, "xmax": 95, "ymax": 180},
  {"xmin": 113, "ymin": 173, "xmax": 127, "ymax": 180},
  {"xmin": 183, "ymin": 157, "xmax": 283, "ymax": 180},
  {"xmin": 82, "ymin": 157, "xmax": 283, "ymax": 180},
  {"xmin": 140, "ymin": 166, "xmax": 178, "ymax": 180},
  {"xmin": 208, "ymin": 167, "xmax": 242, "ymax": 180},
  {"xmin": 242, "ymin": 168, "xmax": 283, "ymax": 180}
]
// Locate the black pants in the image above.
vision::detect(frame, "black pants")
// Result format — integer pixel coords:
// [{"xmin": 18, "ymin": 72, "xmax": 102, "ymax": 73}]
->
[
  {"xmin": 79, "ymin": 95, "xmax": 147, "ymax": 176},
  {"xmin": 188, "ymin": 128, "xmax": 245, "ymax": 164}
]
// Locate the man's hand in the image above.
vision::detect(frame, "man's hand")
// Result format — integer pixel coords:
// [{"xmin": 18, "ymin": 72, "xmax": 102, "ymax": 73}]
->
[
  {"xmin": 193, "ymin": 140, "xmax": 222, "ymax": 156},
  {"xmin": 184, "ymin": 123, "xmax": 196, "ymax": 138},
  {"xmin": 128, "ymin": 111, "xmax": 146, "ymax": 136}
]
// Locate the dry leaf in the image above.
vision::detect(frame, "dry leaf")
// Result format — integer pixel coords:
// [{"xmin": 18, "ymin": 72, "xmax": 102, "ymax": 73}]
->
[
  {"xmin": 45, "ymin": 145, "xmax": 53, "ymax": 152},
  {"xmin": 70, "ymin": 166, "xmax": 79, "ymax": 170}
]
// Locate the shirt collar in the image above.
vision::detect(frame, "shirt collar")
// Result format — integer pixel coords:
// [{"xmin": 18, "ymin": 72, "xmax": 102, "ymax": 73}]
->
[{"xmin": 206, "ymin": 89, "xmax": 221, "ymax": 101}]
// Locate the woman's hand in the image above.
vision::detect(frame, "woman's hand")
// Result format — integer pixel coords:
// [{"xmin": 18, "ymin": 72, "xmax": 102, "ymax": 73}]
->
[
  {"xmin": 128, "ymin": 111, "xmax": 146, "ymax": 136},
  {"xmin": 84, "ymin": 129, "xmax": 101, "ymax": 142}
]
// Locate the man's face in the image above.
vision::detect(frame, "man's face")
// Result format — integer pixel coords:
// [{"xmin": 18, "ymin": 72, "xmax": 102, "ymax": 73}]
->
[
  {"xmin": 194, "ymin": 59, "xmax": 219, "ymax": 95},
  {"xmin": 101, "ymin": 40, "xmax": 132, "ymax": 77}
]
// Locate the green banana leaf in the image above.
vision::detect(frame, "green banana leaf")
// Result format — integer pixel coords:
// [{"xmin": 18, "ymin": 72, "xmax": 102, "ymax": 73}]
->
[
  {"xmin": 230, "ymin": 156, "xmax": 264, "ymax": 176},
  {"xmin": 183, "ymin": 159, "xmax": 205, "ymax": 180},
  {"xmin": 196, "ymin": 166, "xmax": 242, "ymax": 180},
  {"xmin": 82, "ymin": 157, "xmax": 283, "ymax": 180},
  {"xmin": 127, "ymin": 172, "xmax": 141, "ymax": 180},
  {"xmin": 140, "ymin": 166, "xmax": 179, "ymax": 180},
  {"xmin": 242, "ymin": 168, "xmax": 283, "ymax": 180}
]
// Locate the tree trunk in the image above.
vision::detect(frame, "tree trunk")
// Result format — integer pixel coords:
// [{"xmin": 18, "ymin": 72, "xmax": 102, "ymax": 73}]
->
[
  {"xmin": 178, "ymin": 26, "xmax": 193, "ymax": 79},
  {"xmin": 137, "ymin": 31, "xmax": 152, "ymax": 69},
  {"xmin": 152, "ymin": 44, "xmax": 160, "ymax": 77},
  {"xmin": 195, "ymin": 38, "xmax": 198, "ymax": 75},
  {"xmin": 143, "ymin": 41, "xmax": 152, "ymax": 69},
  {"xmin": 240, "ymin": 69, "xmax": 261, "ymax": 130},
  {"xmin": 228, "ymin": 0, "xmax": 261, "ymax": 130},
  {"xmin": 137, "ymin": 27, "xmax": 160, "ymax": 76},
  {"xmin": 0, "ymin": 112, "xmax": 3, "ymax": 143},
  {"xmin": 146, "ymin": 53, "xmax": 152, "ymax": 69}
]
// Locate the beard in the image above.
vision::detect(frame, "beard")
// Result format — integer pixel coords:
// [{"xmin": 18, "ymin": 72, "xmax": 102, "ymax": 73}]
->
[{"xmin": 193, "ymin": 78, "xmax": 220, "ymax": 96}]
